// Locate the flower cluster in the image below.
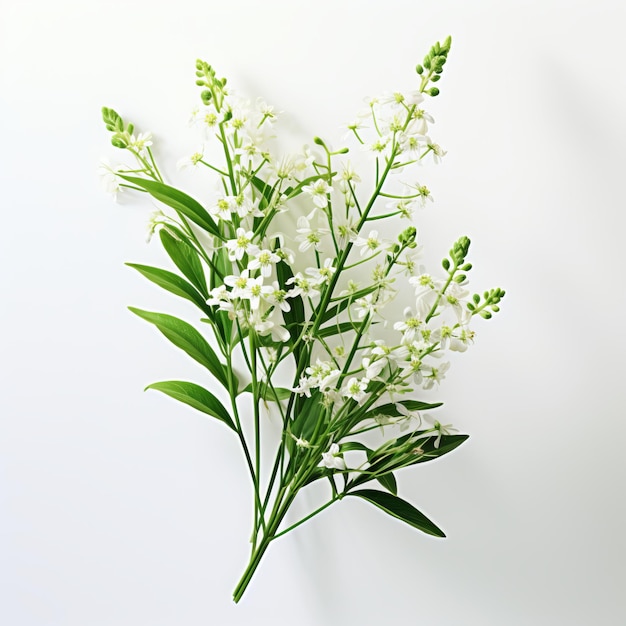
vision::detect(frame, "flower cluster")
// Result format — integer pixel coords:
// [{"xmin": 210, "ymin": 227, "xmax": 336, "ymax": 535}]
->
[{"xmin": 101, "ymin": 36, "xmax": 505, "ymax": 602}]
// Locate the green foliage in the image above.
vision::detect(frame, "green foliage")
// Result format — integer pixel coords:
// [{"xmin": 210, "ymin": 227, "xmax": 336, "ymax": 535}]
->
[
  {"xmin": 145, "ymin": 381, "xmax": 235, "ymax": 431},
  {"xmin": 101, "ymin": 36, "xmax": 506, "ymax": 602},
  {"xmin": 129, "ymin": 307, "xmax": 229, "ymax": 389},
  {"xmin": 348, "ymin": 489, "xmax": 445, "ymax": 537}
]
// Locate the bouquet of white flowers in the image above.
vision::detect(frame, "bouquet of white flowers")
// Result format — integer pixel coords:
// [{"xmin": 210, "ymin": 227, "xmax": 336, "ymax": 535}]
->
[{"xmin": 100, "ymin": 37, "xmax": 504, "ymax": 602}]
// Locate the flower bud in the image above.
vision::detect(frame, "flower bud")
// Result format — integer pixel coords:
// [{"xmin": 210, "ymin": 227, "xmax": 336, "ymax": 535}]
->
[
  {"xmin": 415, "ymin": 64, "xmax": 424, "ymax": 74},
  {"xmin": 429, "ymin": 87, "xmax": 440, "ymax": 97},
  {"xmin": 111, "ymin": 137, "xmax": 127, "ymax": 149}
]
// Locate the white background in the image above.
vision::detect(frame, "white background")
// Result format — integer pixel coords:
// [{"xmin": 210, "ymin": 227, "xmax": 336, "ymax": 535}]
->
[{"xmin": 2, "ymin": 1, "xmax": 625, "ymax": 624}]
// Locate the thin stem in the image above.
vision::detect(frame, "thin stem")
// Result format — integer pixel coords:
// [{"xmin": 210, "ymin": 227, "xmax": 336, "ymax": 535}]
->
[{"xmin": 271, "ymin": 495, "xmax": 341, "ymax": 540}]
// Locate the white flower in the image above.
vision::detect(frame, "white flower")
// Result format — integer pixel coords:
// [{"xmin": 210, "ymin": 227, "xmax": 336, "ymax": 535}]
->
[
  {"xmin": 354, "ymin": 230, "xmax": 383, "ymax": 257},
  {"xmin": 225, "ymin": 228, "xmax": 259, "ymax": 261},
  {"xmin": 354, "ymin": 294, "xmax": 379, "ymax": 319},
  {"xmin": 293, "ymin": 376, "xmax": 315, "ymax": 397},
  {"xmin": 322, "ymin": 443, "xmax": 346, "ymax": 470},
  {"xmin": 249, "ymin": 309, "xmax": 289, "ymax": 342},
  {"xmin": 399, "ymin": 357, "xmax": 423, "ymax": 385},
  {"xmin": 286, "ymin": 273, "xmax": 319, "ymax": 299},
  {"xmin": 128, "ymin": 132, "xmax": 153, "ymax": 154},
  {"xmin": 393, "ymin": 403, "xmax": 420, "ymax": 429},
  {"xmin": 271, "ymin": 154, "xmax": 298, "ymax": 181},
  {"xmin": 224, "ymin": 270, "xmax": 252, "ymax": 298},
  {"xmin": 244, "ymin": 275, "xmax": 273, "ymax": 310},
  {"xmin": 267, "ymin": 281, "xmax": 291, "ymax": 312},
  {"xmin": 177, "ymin": 147, "xmax": 204, "ymax": 170},
  {"xmin": 145, "ymin": 210, "xmax": 166, "ymax": 243},
  {"xmin": 98, "ymin": 158, "xmax": 124, "ymax": 200},
  {"xmin": 426, "ymin": 139, "xmax": 447, "ymax": 164},
  {"xmin": 420, "ymin": 414, "xmax": 458, "ymax": 448},
  {"xmin": 302, "ymin": 178, "xmax": 332, "ymax": 209},
  {"xmin": 295, "ymin": 217, "xmax": 328, "ymax": 252},
  {"xmin": 410, "ymin": 107, "xmax": 435, "ymax": 134},
  {"xmin": 305, "ymin": 258, "xmax": 336, "ymax": 286},
  {"xmin": 393, "ymin": 307, "xmax": 423, "ymax": 344},
  {"xmin": 361, "ymin": 356, "xmax": 386, "ymax": 380},
  {"xmin": 210, "ymin": 195, "xmax": 236, "ymax": 221},
  {"xmin": 341, "ymin": 377, "xmax": 370, "ymax": 405},
  {"xmin": 422, "ymin": 361, "xmax": 450, "ymax": 390},
  {"xmin": 248, "ymin": 249, "xmax": 280, "ymax": 277}
]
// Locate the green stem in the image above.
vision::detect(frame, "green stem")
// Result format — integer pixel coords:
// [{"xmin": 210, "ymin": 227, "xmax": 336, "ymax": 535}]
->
[{"xmin": 271, "ymin": 495, "xmax": 341, "ymax": 540}]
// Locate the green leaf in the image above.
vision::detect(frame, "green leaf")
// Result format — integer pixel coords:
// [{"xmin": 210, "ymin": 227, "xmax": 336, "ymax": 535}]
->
[
  {"xmin": 250, "ymin": 175, "xmax": 273, "ymax": 211},
  {"xmin": 350, "ymin": 433, "xmax": 469, "ymax": 489},
  {"xmin": 317, "ymin": 321, "xmax": 360, "ymax": 339},
  {"xmin": 240, "ymin": 382, "xmax": 291, "ymax": 402},
  {"xmin": 340, "ymin": 442, "xmax": 398, "ymax": 495},
  {"xmin": 287, "ymin": 391, "xmax": 326, "ymax": 455},
  {"xmin": 396, "ymin": 432, "xmax": 469, "ymax": 467},
  {"xmin": 128, "ymin": 308, "xmax": 229, "ymax": 389},
  {"xmin": 361, "ymin": 400, "xmax": 444, "ymax": 423},
  {"xmin": 145, "ymin": 381, "xmax": 235, "ymax": 431},
  {"xmin": 159, "ymin": 229, "xmax": 208, "ymax": 297},
  {"xmin": 119, "ymin": 176, "xmax": 221, "ymax": 238},
  {"xmin": 348, "ymin": 489, "xmax": 445, "ymax": 537},
  {"xmin": 126, "ymin": 263, "xmax": 210, "ymax": 313},
  {"xmin": 319, "ymin": 298, "xmax": 351, "ymax": 325},
  {"xmin": 375, "ymin": 472, "xmax": 398, "ymax": 496},
  {"xmin": 276, "ymin": 260, "xmax": 305, "ymax": 363}
]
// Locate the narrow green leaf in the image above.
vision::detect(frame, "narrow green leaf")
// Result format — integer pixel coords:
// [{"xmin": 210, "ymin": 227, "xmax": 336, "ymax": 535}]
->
[
  {"xmin": 276, "ymin": 260, "xmax": 305, "ymax": 362},
  {"xmin": 126, "ymin": 263, "xmax": 210, "ymax": 313},
  {"xmin": 317, "ymin": 321, "xmax": 359, "ymax": 339},
  {"xmin": 119, "ymin": 175, "xmax": 221, "ymax": 238},
  {"xmin": 145, "ymin": 381, "xmax": 235, "ymax": 431},
  {"xmin": 348, "ymin": 489, "xmax": 445, "ymax": 537},
  {"xmin": 159, "ymin": 230, "xmax": 207, "ymax": 297},
  {"xmin": 250, "ymin": 175, "xmax": 273, "ymax": 210},
  {"xmin": 395, "ymin": 433, "xmax": 469, "ymax": 467},
  {"xmin": 240, "ymin": 382, "xmax": 291, "ymax": 402},
  {"xmin": 129, "ymin": 308, "xmax": 229, "ymax": 389},
  {"xmin": 340, "ymin": 442, "xmax": 398, "ymax": 495},
  {"xmin": 375, "ymin": 472, "xmax": 398, "ymax": 496},
  {"xmin": 319, "ymin": 298, "xmax": 351, "ymax": 325},
  {"xmin": 361, "ymin": 400, "xmax": 444, "ymax": 423}
]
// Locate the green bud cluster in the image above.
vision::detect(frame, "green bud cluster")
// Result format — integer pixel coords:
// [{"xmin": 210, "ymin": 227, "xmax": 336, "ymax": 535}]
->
[
  {"xmin": 398, "ymin": 226, "xmax": 418, "ymax": 247},
  {"xmin": 195, "ymin": 59, "xmax": 227, "ymax": 110},
  {"xmin": 101, "ymin": 106, "xmax": 135, "ymax": 149},
  {"xmin": 467, "ymin": 287, "xmax": 506, "ymax": 319},
  {"xmin": 415, "ymin": 36, "xmax": 452, "ymax": 96},
  {"xmin": 450, "ymin": 236, "xmax": 471, "ymax": 266}
]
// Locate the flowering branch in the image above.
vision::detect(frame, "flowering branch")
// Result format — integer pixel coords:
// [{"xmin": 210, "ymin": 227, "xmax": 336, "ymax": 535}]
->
[{"xmin": 100, "ymin": 36, "xmax": 505, "ymax": 603}]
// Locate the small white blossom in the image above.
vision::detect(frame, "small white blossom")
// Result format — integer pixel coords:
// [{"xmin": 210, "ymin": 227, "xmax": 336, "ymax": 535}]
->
[
  {"xmin": 302, "ymin": 178, "xmax": 332, "ymax": 210},
  {"xmin": 225, "ymin": 228, "xmax": 259, "ymax": 261},
  {"xmin": 306, "ymin": 258, "xmax": 336, "ymax": 286},
  {"xmin": 341, "ymin": 377, "xmax": 370, "ymax": 405},
  {"xmin": 295, "ymin": 217, "xmax": 328, "ymax": 252},
  {"xmin": 422, "ymin": 361, "xmax": 451, "ymax": 390},
  {"xmin": 98, "ymin": 159, "xmax": 124, "ymax": 200},
  {"xmin": 248, "ymin": 249, "xmax": 280, "ymax": 277},
  {"xmin": 354, "ymin": 230, "xmax": 383, "ymax": 257},
  {"xmin": 128, "ymin": 132, "xmax": 153, "ymax": 154},
  {"xmin": 177, "ymin": 147, "xmax": 205, "ymax": 170},
  {"xmin": 321, "ymin": 443, "xmax": 346, "ymax": 470}
]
